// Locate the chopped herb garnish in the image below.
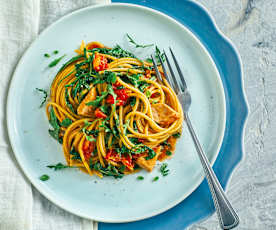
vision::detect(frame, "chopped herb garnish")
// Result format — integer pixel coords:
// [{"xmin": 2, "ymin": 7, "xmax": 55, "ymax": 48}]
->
[
  {"xmin": 48, "ymin": 54, "xmax": 66, "ymax": 68},
  {"xmin": 35, "ymin": 88, "xmax": 48, "ymax": 108},
  {"xmin": 160, "ymin": 163, "xmax": 169, "ymax": 176},
  {"xmin": 39, "ymin": 174, "xmax": 49, "ymax": 181},
  {"xmin": 60, "ymin": 117, "xmax": 72, "ymax": 127},
  {"xmin": 85, "ymin": 135, "xmax": 96, "ymax": 142},
  {"xmin": 47, "ymin": 163, "xmax": 77, "ymax": 170},
  {"xmin": 130, "ymin": 97, "xmax": 136, "ymax": 107},
  {"xmin": 126, "ymin": 33, "xmax": 154, "ymax": 48},
  {"xmin": 93, "ymin": 162, "xmax": 124, "ymax": 179},
  {"xmin": 48, "ymin": 107, "xmax": 62, "ymax": 143},
  {"xmin": 155, "ymin": 46, "xmax": 165, "ymax": 63},
  {"xmin": 53, "ymin": 50, "xmax": 59, "ymax": 54},
  {"xmin": 137, "ymin": 176, "xmax": 144, "ymax": 180},
  {"xmin": 172, "ymin": 132, "xmax": 181, "ymax": 138},
  {"xmin": 161, "ymin": 141, "xmax": 171, "ymax": 147},
  {"xmin": 99, "ymin": 105, "xmax": 109, "ymax": 114},
  {"xmin": 44, "ymin": 53, "xmax": 50, "ymax": 58},
  {"xmin": 70, "ymin": 148, "xmax": 81, "ymax": 160},
  {"xmin": 123, "ymin": 119, "xmax": 130, "ymax": 135},
  {"xmin": 166, "ymin": 150, "xmax": 172, "ymax": 156},
  {"xmin": 145, "ymin": 90, "xmax": 151, "ymax": 98},
  {"xmin": 153, "ymin": 176, "xmax": 159, "ymax": 182},
  {"xmin": 106, "ymin": 71, "xmax": 117, "ymax": 84}
]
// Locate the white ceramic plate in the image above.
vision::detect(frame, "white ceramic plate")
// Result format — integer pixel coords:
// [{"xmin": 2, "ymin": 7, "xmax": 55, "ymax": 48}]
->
[{"xmin": 7, "ymin": 3, "xmax": 225, "ymax": 223}]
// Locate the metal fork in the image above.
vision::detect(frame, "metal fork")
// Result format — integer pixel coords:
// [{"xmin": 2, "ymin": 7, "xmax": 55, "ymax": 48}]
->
[{"xmin": 151, "ymin": 48, "xmax": 239, "ymax": 230}]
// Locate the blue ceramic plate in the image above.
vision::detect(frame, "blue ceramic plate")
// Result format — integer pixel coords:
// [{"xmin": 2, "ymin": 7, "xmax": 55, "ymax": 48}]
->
[
  {"xmin": 7, "ymin": 3, "xmax": 226, "ymax": 223},
  {"xmin": 98, "ymin": 0, "xmax": 248, "ymax": 229}
]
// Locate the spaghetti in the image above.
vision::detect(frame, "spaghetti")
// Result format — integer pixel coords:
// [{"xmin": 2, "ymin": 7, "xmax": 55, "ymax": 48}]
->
[{"xmin": 46, "ymin": 41, "xmax": 183, "ymax": 178}]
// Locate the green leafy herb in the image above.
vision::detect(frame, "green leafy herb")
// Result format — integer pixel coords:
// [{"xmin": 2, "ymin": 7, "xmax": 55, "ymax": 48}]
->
[
  {"xmin": 99, "ymin": 105, "xmax": 109, "ymax": 114},
  {"xmin": 48, "ymin": 54, "xmax": 66, "ymax": 68},
  {"xmin": 53, "ymin": 50, "xmax": 59, "ymax": 54},
  {"xmin": 138, "ymin": 81, "xmax": 149, "ymax": 92},
  {"xmin": 106, "ymin": 71, "xmax": 117, "ymax": 84},
  {"xmin": 172, "ymin": 132, "xmax": 181, "ymax": 138},
  {"xmin": 85, "ymin": 135, "xmax": 96, "ymax": 142},
  {"xmin": 126, "ymin": 33, "xmax": 154, "ymax": 48},
  {"xmin": 137, "ymin": 176, "xmax": 144, "ymax": 180},
  {"xmin": 123, "ymin": 119, "xmax": 130, "ymax": 135},
  {"xmin": 64, "ymin": 88, "xmax": 76, "ymax": 113},
  {"xmin": 152, "ymin": 99, "xmax": 158, "ymax": 104},
  {"xmin": 93, "ymin": 162, "xmax": 124, "ymax": 179},
  {"xmin": 86, "ymin": 92, "xmax": 108, "ymax": 107},
  {"xmin": 44, "ymin": 53, "xmax": 50, "ymax": 58},
  {"xmin": 48, "ymin": 107, "xmax": 62, "ymax": 143},
  {"xmin": 160, "ymin": 163, "xmax": 169, "ymax": 176},
  {"xmin": 39, "ymin": 174, "xmax": 49, "ymax": 181},
  {"xmin": 118, "ymin": 165, "xmax": 126, "ymax": 172},
  {"xmin": 161, "ymin": 141, "xmax": 171, "ymax": 147},
  {"xmin": 166, "ymin": 150, "xmax": 172, "ymax": 156},
  {"xmin": 60, "ymin": 118, "xmax": 72, "ymax": 127},
  {"xmin": 35, "ymin": 88, "xmax": 48, "ymax": 108},
  {"xmin": 70, "ymin": 148, "xmax": 81, "ymax": 160},
  {"xmin": 47, "ymin": 163, "xmax": 77, "ymax": 170},
  {"xmin": 145, "ymin": 90, "xmax": 151, "ymax": 98},
  {"xmin": 153, "ymin": 176, "xmax": 159, "ymax": 182},
  {"xmin": 130, "ymin": 97, "xmax": 136, "ymax": 107}
]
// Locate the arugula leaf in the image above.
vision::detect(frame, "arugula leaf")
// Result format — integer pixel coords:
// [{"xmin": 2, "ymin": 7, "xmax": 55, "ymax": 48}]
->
[
  {"xmin": 130, "ymin": 97, "xmax": 136, "ymax": 107},
  {"xmin": 160, "ymin": 163, "xmax": 169, "ymax": 176},
  {"xmin": 123, "ymin": 119, "xmax": 130, "ymax": 135},
  {"xmin": 138, "ymin": 81, "xmax": 149, "ymax": 92},
  {"xmin": 153, "ymin": 176, "xmax": 159, "ymax": 182},
  {"xmin": 48, "ymin": 54, "xmax": 66, "ymax": 68},
  {"xmin": 39, "ymin": 174, "xmax": 49, "ymax": 181},
  {"xmin": 48, "ymin": 107, "xmax": 62, "ymax": 143},
  {"xmin": 47, "ymin": 163, "xmax": 77, "ymax": 170},
  {"xmin": 161, "ymin": 141, "xmax": 171, "ymax": 147},
  {"xmin": 64, "ymin": 88, "xmax": 76, "ymax": 113},
  {"xmin": 145, "ymin": 90, "xmax": 151, "ymax": 98},
  {"xmin": 85, "ymin": 135, "xmax": 96, "ymax": 142},
  {"xmin": 106, "ymin": 71, "xmax": 117, "ymax": 84},
  {"xmin": 35, "ymin": 88, "xmax": 48, "ymax": 108},
  {"xmin": 99, "ymin": 105, "xmax": 109, "ymax": 114},
  {"xmin": 70, "ymin": 148, "xmax": 81, "ymax": 160},
  {"xmin": 155, "ymin": 46, "xmax": 166, "ymax": 64},
  {"xmin": 86, "ymin": 92, "xmax": 108, "ymax": 107},
  {"xmin": 166, "ymin": 150, "xmax": 172, "ymax": 156},
  {"xmin": 172, "ymin": 132, "xmax": 181, "ymax": 138},
  {"xmin": 93, "ymin": 162, "xmax": 124, "ymax": 179},
  {"xmin": 137, "ymin": 176, "xmax": 144, "ymax": 180},
  {"xmin": 60, "ymin": 118, "xmax": 72, "ymax": 127},
  {"xmin": 126, "ymin": 33, "xmax": 154, "ymax": 48}
]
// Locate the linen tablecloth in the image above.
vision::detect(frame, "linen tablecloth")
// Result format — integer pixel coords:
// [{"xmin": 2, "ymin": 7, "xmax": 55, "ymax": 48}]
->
[{"xmin": 0, "ymin": 1, "xmax": 109, "ymax": 230}]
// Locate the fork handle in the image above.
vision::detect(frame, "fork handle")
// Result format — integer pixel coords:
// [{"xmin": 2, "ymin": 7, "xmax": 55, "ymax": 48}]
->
[{"xmin": 185, "ymin": 113, "xmax": 239, "ymax": 229}]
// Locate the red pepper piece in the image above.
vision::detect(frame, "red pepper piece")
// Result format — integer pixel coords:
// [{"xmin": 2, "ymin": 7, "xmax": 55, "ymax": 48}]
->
[
  {"xmin": 94, "ymin": 108, "xmax": 107, "ymax": 118},
  {"xmin": 93, "ymin": 53, "xmax": 108, "ymax": 72}
]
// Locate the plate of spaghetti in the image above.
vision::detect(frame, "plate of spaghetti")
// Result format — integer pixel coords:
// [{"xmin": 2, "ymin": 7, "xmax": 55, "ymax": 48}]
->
[{"xmin": 7, "ymin": 3, "xmax": 226, "ymax": 222}]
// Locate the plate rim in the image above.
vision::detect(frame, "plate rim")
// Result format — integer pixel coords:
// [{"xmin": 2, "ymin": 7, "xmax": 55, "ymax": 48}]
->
[{"xmin": 6, "ymin": 2, "xmax": 226, "ymax": 223}]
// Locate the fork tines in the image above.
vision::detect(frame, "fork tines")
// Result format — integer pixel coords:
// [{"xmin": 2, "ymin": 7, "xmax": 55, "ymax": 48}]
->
[{"xmin": 151, "ymin": 48, "xmax": 187, "ymax": 94}]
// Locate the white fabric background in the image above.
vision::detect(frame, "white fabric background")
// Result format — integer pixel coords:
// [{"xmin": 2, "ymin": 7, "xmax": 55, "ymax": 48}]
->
[{"xmin": 0, "ymin": 1, "xmax": 109, "ymax": 230}]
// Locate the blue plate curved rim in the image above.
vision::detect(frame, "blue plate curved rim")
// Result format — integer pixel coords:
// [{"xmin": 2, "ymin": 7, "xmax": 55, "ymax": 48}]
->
[{"xmin": 99, "ymin": 0, "xmax": 249, "ymax": 229}]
